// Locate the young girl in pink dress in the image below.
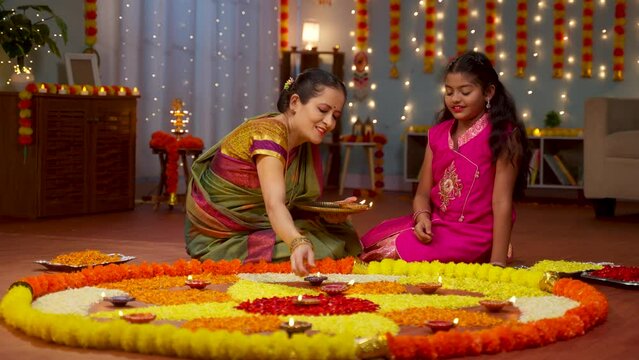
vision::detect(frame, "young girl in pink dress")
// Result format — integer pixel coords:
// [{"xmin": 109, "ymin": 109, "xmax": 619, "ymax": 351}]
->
[{"xmin": 360, "ymin": 51, "xmax": 530, "ymax": 266}]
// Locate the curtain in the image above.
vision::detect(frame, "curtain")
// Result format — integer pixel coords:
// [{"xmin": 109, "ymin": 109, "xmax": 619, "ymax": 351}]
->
[{"xmin": 98, "ymin": 0, "xmax": 280, "ymax": 180}]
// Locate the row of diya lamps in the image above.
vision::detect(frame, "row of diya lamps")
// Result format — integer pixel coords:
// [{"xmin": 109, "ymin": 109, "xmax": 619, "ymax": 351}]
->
[
  {"xmin": 36, "ymin": 83, "xmax": 140, "ymax": 96},
  {"xmin": 100, "ymin": 274, "xmax": 516, "ymax": 337}
]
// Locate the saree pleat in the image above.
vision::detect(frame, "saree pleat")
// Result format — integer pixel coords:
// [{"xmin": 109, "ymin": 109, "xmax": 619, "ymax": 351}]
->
[{"xmin": 185, "ymin": 115, "xmax": 360, "ymax": 262}]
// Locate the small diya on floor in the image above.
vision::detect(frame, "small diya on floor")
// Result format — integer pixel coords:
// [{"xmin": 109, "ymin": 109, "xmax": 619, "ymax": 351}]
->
[
  {"xmin": 417, "ymin": 275, "xmax": 443, "ymax": 294},
  {"xmin": 121, "ymin": 312, "xmax": 156, "ymax": 324},
  {"xmin": 104, "ymin": 295, "xmax": 135, "ymax": 307},
  {"xmin": 479, "ymin": 299, "xmax": 512, "ymax": 312},
  {"xmin": 293, "ymin": 295, "xmax": 321, "ymax": 306},
  {"xmin": 416, "ymin": 282, "xmax": 442, "ymax": 294},
  {"xmin": 425, "ymin": 318, "xmax": 458, "ymax": 333},
  {"xmin": 304, "ymin": 273, "xmax": 328, "ymax": 286},
  {"xmin": 320, "ymin": 282, "xmax": 349, "ymax": 296},
  {"xmin": 185, "ymin": 275, "xmax": 210, "ymax": 290},
  {"xmin": 280, "ymin": 318, "xmax": 312, "ymax": 338}
]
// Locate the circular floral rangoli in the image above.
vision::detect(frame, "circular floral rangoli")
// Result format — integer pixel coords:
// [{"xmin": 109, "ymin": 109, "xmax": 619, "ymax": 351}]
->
[{"xmin": 0, "ymin": 257, "xmax": 608, "ymax": 359}]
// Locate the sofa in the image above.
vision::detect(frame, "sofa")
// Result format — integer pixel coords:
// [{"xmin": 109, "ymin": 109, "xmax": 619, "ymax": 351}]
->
[{"xmin": 583, "ymin": 97, "xmax": 639, "ymax": 217}]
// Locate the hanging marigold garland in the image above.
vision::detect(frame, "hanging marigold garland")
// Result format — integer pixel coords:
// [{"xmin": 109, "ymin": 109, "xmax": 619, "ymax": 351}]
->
[
  {"xmin": 552, "ymin": 0, "xmax": 566, "ymax": 79},
  {"xmin": 17, "ymin": 83, "xmax": 38, "ymax": 151},
  {"xmin": 423, "ymin": 0, "xmax": 436, "ymax": 73},
  {"xmin": 150, "ymin": 132, "xmax": 204, "ymax": 198},
  {"xmin": 484, "ymin": 0, "xmax": 497, "ymax": 65},
  {"xmin": 355, "ymin": 0, "xmax": 368, "ymax": 50},
  {"xmin": 352, "ymin": 0, "xmax": 369, "ymax": 101},
  {"xmin": 612, "ymin": 0, "xmax": 626, "ymax": 81},
  {"xmin": 581, "ymin": 0, "xmax": 594, "ymax": 78},
  {"xmin": 456, "ymin": 0, "xmax": 469, "ymax": 55},
  {"xmin": 84, "ymin": 0, "xmax": 98, "ymax": 49},
  {"xmin": 389, "ymin": 0, "xmax": 400, "ymax": 78},
  {"xmin": 279, "ymin": 0, "xmax": 289, "ymax": 52},
  {"xmin": 515, "ymin": 0, "xmax": 528, "ymax": 78}
]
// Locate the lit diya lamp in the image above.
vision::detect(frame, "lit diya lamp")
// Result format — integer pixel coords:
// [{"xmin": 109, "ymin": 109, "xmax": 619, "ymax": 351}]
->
[
  {"xmin": 479, "ymin": 296, "xmax": 516, "ymax": 313},
  {"xmin": 417, "ymin": 275, "xmax": 443, "ymax": 294},
  {"xmin": 293, "ymin": 294, "xmax": 321, "ymax": 306},
  {"xmin": 320, "ymin": 279, "xmax": 355, "ymax": 296},
  {"xmin": 425, "ymin": 317, "xmax": 459, "ymax": 333},
  {"xmin": 102, "ymin": 292, "xmax": 135, "ymax": 307},
  {"xmin": 280, "ymin": 317, "xmax": 312, "ymax": 338},
  {"xmin": 120, "ymin": 310, "xmax": 156, "ymax": 324},
  {"xmin": 303, "ymin": 272, "xmax": 328, "ymax": 286},
  {"xmin": 185, "ymin": 275, "xmax": 210, "ymax": 290}
]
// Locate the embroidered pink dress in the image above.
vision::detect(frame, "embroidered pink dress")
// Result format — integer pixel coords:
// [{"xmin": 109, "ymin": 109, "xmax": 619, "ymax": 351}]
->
[{"xmin": 360, "ymin": 114, "xmax": 512, "ymax": 263}]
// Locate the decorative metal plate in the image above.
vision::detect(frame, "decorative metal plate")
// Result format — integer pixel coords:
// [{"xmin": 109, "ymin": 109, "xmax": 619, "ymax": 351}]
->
[
  {"xmin": 295, "ymin": 201, "xmax": 371, "ymax": 214},
  {"xmin": 34, "ymin": 254, "xmax": 136, "ymax": 272}
]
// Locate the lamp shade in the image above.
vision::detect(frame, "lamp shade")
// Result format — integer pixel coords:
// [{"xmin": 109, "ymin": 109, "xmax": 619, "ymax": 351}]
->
[{"xmin": 302, "ymin": 20, "xmax": 320, "ymax": 49}]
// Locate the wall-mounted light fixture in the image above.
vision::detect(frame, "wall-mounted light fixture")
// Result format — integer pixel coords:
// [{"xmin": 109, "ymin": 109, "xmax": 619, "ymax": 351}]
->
[{"xmin": 302, "ymin": 20, "xmax": 320, "ymax": 50}]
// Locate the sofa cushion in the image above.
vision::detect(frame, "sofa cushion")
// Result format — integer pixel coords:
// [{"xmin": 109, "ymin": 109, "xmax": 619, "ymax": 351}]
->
[{"xmin": 605, "ymin": 130, "xmax": 639, "ymax": 158}]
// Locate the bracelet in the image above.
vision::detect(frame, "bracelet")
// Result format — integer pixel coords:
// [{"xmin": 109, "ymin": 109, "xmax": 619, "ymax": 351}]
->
[
  {"xmin": 289, "ymin": 236, "xmax": 313, "ymax": 253},
  {"xmin": 412, "ymin": 209, "xmax": 432, "ymax": 223}
]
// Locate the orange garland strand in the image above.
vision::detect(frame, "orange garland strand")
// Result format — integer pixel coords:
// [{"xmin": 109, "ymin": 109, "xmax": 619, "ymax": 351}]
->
[
  {"xmin": 389, "ymin": 0, "xmax": 401, "ymax": 78},
  {"xmin": 515, "ymin": 0, "xmax": 528, "ymax": 78},
  {"xmin": 581, "ymin": 0, "xmax": 594, "ymax": 78},
  {"xmin": 279, "ymin": 0, "xmax": 289, "ymax": 52},
  {"xmin": 552, "ymin": 0, "xmax": 566, "ymax": 79},
  {"xmin": 484, "ymin": 0, "xmax": 498, "ymax": 65},
  {"xmin": 456, "ymin": 0, "xmax": 469, "ymax": 55},
  {"xmin": 612, "ymin": 0, "xmax": 625, "ymax": 81},
  {"xmin": 423, "ymin": 0, "xmax": 436, "ymax": 73}
]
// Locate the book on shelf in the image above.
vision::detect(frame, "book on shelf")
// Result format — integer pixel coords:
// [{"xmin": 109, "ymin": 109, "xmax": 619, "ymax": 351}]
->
[
  {"xmin": 529, "ymin": 148, "xmax": 541, "ymax": 185},
  {"xmin": 543, "ymin": 154, "xmax": 577, "ymax": 186}
]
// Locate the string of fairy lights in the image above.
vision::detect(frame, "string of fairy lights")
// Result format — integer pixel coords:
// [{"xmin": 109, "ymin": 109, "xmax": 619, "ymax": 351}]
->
[{"xmin": 341, "ymin": 0, "xmax": 638, "ymax": 129}]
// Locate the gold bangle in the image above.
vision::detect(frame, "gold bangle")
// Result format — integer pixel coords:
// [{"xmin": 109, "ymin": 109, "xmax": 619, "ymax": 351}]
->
[{"xmin": 289, "ymin": 236, "xmax": 313, "ymax": 253}]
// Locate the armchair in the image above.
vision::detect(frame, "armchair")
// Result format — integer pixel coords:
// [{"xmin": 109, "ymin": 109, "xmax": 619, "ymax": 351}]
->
[{"xmin": 583, "ymin": 97, "xmax": 639, "ymax": 217}]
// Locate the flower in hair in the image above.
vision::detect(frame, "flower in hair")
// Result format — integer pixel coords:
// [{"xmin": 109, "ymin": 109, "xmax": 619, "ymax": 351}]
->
[{"xmin": 283, "ymin": 77, "xmax": 294, "ymax": 91}]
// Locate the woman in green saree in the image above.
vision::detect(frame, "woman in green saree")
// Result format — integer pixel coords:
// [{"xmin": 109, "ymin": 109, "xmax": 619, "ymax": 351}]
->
[{"xmin": 185, "ymin": 68, "xmax": 361, "ymax": 276}]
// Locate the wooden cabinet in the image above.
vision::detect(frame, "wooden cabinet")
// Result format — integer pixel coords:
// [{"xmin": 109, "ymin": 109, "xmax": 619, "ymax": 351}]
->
[{"xmin": 0, "ymin": 92, "xmax": 137, "ymax": 218}]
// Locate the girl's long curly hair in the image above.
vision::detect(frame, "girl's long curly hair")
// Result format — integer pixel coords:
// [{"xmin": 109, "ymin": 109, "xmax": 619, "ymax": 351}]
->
[{"xmin": 437, "ymin": 51, "xmax": 530, "ymax": 200}]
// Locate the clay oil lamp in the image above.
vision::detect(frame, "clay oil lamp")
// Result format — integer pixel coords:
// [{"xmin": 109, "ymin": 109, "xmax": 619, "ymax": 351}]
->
[
  {"xmin": 280, "ymin": 317, "xmax": 312, "ymax": 338},
  {"xmin": 303, "ymin": 272, "xmax": 328, "ymax": 286},
  {"xmin": 293, "ymin": 294, "xmax": 321, "ymax": 306},
  {"xmin": 320, "ymin": 282, "xmax": 349, "ymax": 296},
  {"xmin": 425, "ymin": 317, "xmax": 459, "ymax": 333},
  {"xmin": 479, "ymin": 296, "xmax": 515, "ymax": 313},
  {"xmin": 185, "ymin": 275, "xmax": 210, "ymax": 290},
  {"xmin": 120, "ymin": 310, "xmax": 156, "ymax": 324},
  {"xmin": 104, "ymin": 294, "xmax": 135, "ymax": 307},
  {"xmin": 417, "ymin": 275, "xmax": 443, "ymax": 294}
]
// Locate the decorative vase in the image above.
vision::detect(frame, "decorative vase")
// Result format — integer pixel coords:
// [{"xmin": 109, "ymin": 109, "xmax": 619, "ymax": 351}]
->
[{"xmin": 7, "ymin": 71, "xmax": 34, "ymax": 91}]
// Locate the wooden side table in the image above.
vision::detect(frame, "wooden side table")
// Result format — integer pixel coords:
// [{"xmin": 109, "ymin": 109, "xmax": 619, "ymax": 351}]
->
[
  {"xmin": 339, "ymin": 142, "xmax": 377, "ymax": 195},
  {"xmin": 151, "ymin": 147, "xmax": 202, "ymax": 210}
]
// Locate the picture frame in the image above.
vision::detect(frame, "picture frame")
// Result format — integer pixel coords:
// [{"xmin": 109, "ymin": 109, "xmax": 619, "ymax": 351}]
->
[{"xmin": 65, "ymin": 53, "xmax": 101, "ymax": 86}]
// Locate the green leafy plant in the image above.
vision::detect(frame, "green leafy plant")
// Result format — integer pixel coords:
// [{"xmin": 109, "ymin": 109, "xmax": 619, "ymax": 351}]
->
[
  {"xmin": 544, "ymin": 110, "xmax": 561, "ymax": 128},
  {"xmin": 0, "ymin": 0, "xmax": 68, "ymax": 72}
]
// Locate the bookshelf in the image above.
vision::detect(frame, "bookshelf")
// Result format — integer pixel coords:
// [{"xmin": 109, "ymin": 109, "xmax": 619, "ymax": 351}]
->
[
  {"xmin": 404, "ymin": 132, "xmax": 428, "ymax": 183},
  {"xmin": 528, "ymin": 135, "xmax": 583, "ymax": 190}
]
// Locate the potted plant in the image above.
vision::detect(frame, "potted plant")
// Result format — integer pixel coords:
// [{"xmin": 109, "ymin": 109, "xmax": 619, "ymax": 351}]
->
[
  {"xmin": 0, "ymin": 0, "xmax": 68, "ymax": 85},
  {"xmin": 544, "ymin": 110, "xmax": 561, "ymax": 128}
]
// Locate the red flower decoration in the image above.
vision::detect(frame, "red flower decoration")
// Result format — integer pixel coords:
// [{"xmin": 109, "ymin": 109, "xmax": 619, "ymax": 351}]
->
[{"xmin": 237, "ymin": 295, "xmax": 379, "ymax": 316}]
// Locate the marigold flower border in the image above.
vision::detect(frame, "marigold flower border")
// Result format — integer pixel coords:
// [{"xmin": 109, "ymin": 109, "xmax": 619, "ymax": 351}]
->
[{"xmin": 1, "ymin": 258, "xmax": 608, "ymax": 360}]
